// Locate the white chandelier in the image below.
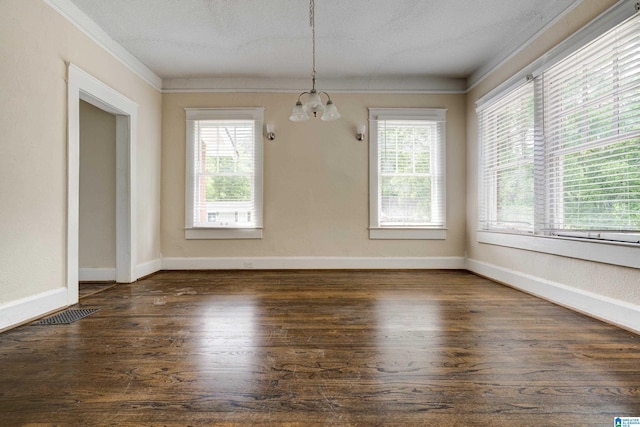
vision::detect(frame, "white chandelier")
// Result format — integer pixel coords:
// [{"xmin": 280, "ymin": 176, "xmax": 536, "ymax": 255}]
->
[{"xmin": 289, "ymin": 0, "xmax": 341, "ymax": 122}]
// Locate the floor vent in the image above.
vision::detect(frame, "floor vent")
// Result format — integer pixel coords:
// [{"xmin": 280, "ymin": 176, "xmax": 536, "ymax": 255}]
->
[{"xmin": 34, "ymin": 308, "xmax": 100, "ymax": 325}]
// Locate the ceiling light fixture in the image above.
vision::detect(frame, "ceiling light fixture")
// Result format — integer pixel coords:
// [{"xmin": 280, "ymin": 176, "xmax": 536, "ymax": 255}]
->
[{"xmin": 289, "ymin": 0, "xmax": 341, "ymax": 122}]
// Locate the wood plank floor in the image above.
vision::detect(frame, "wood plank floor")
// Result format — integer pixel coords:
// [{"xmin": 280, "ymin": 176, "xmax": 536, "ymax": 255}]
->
[
  {"xmin": 1, "ymin": 270, "xmax": 639, "ymax": 426},
  {"xmin": 79, "ymin": 281, "xmax": 117, "ymax": 299}
]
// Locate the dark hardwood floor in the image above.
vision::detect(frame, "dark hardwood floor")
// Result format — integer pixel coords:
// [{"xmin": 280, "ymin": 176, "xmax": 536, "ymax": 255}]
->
[
  {"xmin": 79, "ymin": 281, "xmax": 117, "ymax": 299},
  {"xmin": 1, "ymin": 270, "xmax": 639, "ymax": 426}
]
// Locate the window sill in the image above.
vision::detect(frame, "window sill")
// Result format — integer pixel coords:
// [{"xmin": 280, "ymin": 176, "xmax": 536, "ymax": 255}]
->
[
  {"xmin": 370, "ymin": 228, "xmax": 446, "ymax": 240},
  {"xmin": 185, "ymin": 228, "xmax": 263, "ymax": 240},
  {"xmin": 477, "ymin": 230, "xmax": 640, "ymax": 269}
]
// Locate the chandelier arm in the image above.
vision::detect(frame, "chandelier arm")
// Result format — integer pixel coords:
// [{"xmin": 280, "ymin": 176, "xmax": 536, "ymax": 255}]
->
[
  {"xmin": 318, "ymin": 91, "xmax": 331, "ymax": 102},
  {"xmin": 297, "ymin": 91, "xmax": 310, "ymax": 103}
]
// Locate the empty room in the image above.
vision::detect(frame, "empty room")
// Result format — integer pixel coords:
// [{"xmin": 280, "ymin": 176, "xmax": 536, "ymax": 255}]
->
[{"xmin": 1, "ymin": 0, "xmax": 639, "ymax": 425}]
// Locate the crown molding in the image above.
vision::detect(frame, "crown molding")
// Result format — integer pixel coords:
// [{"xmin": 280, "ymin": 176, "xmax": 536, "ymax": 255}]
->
[
  {"xmin": 161, "ymin": 75, "xmax": 467, "ymax": 94},
  {"xmin": 467, "ymin": 0, "xmax": 584, "ymax": 91},
  {"xmin": 44, "ymin": 0, "xmax": 163, "ymax": 91}
]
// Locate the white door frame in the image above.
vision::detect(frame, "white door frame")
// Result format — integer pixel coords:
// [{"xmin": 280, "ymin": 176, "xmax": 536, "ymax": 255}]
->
[{"xmin": 67, "ymin": 63, "xmax": 137, "ymax": 304}]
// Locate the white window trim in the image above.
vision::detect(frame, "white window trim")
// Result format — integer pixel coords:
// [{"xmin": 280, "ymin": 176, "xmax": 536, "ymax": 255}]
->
[
  {"xmin": 185, "ymin": 228, "xmax": 263, "ymax": 240},
  {"xmin": 185, "ymin": 107, "xmax": 264, "ymax": 240},
  {"xmin": 369, "ymin": 108, "xmax": 447, "ymax": 240},
  {"xmin": 476, "ymin": 1, "xmax": 640, "ymax": 268},
  {"xmin": 477, "ymin": 230, "xmax": 640, "ymax": 269},
  {"xmin": 369, "ymin": 228, "xmax": 447, "ymax": 240}
]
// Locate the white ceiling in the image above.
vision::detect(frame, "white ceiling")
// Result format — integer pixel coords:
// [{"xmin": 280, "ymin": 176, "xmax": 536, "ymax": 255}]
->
[{"xmin": 62, "ymin": 0, "xmax": 580, "ymax": 91}]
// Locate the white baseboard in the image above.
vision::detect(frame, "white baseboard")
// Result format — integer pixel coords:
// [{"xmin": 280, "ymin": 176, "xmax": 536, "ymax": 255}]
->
[
  {"xmin": 78, "ymin": 259, "xmax": 162, "ymax": 282},
  {"xmin": 78, "ymin": 268, "xmax": 116, "ymax": 282},
  {"xmin": 466, "ymin": 258, "xmax": 640, "ymax": 334},
  {"xmin": 0, "ymin": 287, "xmax": 68, "ymax": 332},
  {"xmin": 136, "ymin": 258, "xmax": 162, "ymax": 279},
  {"xmin": 162, "ymin": 256, "xmax": 466, "ymax": 270}
]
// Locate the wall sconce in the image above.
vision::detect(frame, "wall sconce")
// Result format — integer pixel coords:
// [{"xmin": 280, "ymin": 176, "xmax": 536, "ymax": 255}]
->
[
  {"xmin": 356, "ymin": 125, "xmax": 366, "ymax": 141},
  {"xmin": 266, "ymin": 124, "xmax": 275, "ymax": 141}
]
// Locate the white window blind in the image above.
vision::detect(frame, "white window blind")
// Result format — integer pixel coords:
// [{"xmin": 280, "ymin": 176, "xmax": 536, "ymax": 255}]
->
[
  {"xmin": 479, "ymin": 82, "xmax": 535, "ymax": 233},
  {"xmin": 478, "ymin": 9, "xmax": 640, "ymax": 244},
  {"xmin": 543, "ymin": 13, "xmax": 640, "ymax": 235},
  {"xmin": 185, "ymin": 108, "xmax": 263, "ymax": 238},
  {"xmin": 369, "ymin": 108, "xmax": 446, "ymax": 239}
]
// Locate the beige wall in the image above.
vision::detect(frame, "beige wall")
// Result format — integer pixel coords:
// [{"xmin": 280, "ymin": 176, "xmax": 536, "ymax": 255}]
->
[
  {"xmin": 79, "ymin": 100, "xmax": 116, "ymax": 269},
  {"xmin": 0, "ymin": 0, "xmax": 161, "ymax": 304},
  {"xmin": 162, "ymin": 92, "xmax": 466, "ymax": 259},
  {"xmin": 465, "ymin": 0, "xmax": 640, "ymax": 305}
]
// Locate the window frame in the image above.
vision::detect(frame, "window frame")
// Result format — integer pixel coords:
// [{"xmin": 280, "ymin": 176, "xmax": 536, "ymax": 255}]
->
[
  {"xmin": 185, "ymin": 107, "xmax": 264, "ymax": 240},
  {"xmin": 476, "ymin": 1, "xmax": 640, "ymax": 268},
  {"xmin": 369, "ymin": 108, "xmax": 447, "ymax": 240}
]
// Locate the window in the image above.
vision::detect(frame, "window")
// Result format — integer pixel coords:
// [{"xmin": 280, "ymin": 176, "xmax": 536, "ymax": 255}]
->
[
  {"xmin": 479, "ymin": 83, "xmax": 535, "ymax": 233},
  {"xmin": 543, "ymin": 19, "xmax": 640, "ymax": 241},
  {"xmin": 369, "ymin": 108, "xmax": 446, "ymax": 239},
  {"xmin": 185, "ymin": 108, "xmax": 263, "ymax": 239},
  {"xmin": 479, "ymin": 9, "xmax": 640, "ymax": 247}
]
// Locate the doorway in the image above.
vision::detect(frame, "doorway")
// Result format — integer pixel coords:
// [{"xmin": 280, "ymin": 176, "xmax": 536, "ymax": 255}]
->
[
  {"xmin": 67, "ymin": 64, "xmax": 137, "ymax": 305},
  {"xmin": 78, "ymin": 100, "xmax": 117, "ymax": 295}
]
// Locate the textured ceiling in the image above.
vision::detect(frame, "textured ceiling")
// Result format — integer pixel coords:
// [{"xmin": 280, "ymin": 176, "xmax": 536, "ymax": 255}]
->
[{"xmin": 66, "ymin": 0, "xmax": 579, "ymax": 88}]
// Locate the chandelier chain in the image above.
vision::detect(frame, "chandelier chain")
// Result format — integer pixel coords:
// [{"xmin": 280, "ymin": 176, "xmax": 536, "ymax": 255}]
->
[{"xmin": 309, "ymin": 0, "xmax": 316, "ymax": 87}]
